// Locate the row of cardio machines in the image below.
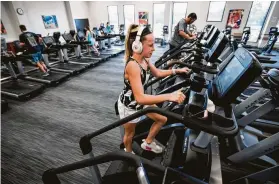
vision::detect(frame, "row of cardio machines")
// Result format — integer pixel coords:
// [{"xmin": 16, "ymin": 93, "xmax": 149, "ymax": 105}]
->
[
  {"xmin": 42, "ymin": 25, "xmax": 279, "ymax": 184},
  {"xmin": 1, "ymin": 31, "xmax": 124, "ymax": 110},
  {"xmin": 91, "ymin": 25, "xmax": 126, "ymax": 53},
  {"xmin": 238, "ymin": 26, "xmax": 278, "ymax": 56},
  {"xmin": 91, "ymin": 24, "xmax": 126, "ymax": 46},
  {"xmin": 222, "ymin": 26, "xmax": 279, "ymax": 143},
  {"xmin": 223, "ymin": 26, "xmax": 278, "ymax": 64}
]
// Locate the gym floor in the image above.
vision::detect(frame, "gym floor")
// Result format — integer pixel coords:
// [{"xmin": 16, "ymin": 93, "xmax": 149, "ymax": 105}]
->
[{"xmin": 1, "ymin": 46, "xmax": 168, "ymax": 184}]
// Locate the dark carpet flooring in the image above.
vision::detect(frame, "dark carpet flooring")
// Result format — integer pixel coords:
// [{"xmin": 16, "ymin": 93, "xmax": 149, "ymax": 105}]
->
[{"xmin": 1, "ymin": 46, "xmax": 167, "ymax": 184}]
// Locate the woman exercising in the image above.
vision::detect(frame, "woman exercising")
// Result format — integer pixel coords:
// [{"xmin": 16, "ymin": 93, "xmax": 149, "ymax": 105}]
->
[
  {"xmin": 118, "ymin": 24, "xmax": 190, "ymax": 154},
  {"xmin": 85, "ymin": 26, "xmax": 100, "ymax": 56}
]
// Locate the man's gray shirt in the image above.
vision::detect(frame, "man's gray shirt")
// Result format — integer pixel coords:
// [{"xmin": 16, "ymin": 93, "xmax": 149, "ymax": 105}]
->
[{"xmin": 169, "ymin": 18, "xmax": 190, "ymax": 47}]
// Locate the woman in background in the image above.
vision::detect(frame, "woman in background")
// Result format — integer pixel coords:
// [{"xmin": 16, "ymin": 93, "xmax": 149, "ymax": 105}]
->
[{"xmin": 85, "ymin": 26, "xmax": 100, "ymax": 56}]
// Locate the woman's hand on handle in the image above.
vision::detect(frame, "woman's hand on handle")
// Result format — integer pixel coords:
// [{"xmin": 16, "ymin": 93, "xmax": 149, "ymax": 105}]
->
[
  {"xmin": 175, "ymin": 67, "xmax": 191, "ymax": 74},
  {"xmin": 169, "ymin": 89, "xmax": 186, "ymax": 104}
]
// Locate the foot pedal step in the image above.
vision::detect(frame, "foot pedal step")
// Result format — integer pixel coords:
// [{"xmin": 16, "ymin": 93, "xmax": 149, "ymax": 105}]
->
[{"xmin": 162, "ymin": 129, "xmax": 185, "ymax": 167}]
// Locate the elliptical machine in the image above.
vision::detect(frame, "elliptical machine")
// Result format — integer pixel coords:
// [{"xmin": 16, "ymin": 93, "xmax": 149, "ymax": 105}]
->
[
  {"xmin": 41, "ymin": 48, "xmax": 272, "ymax": 184},
  {"xmin": 240, "ymin": 27, "xmax": 250, "ymax": 46},
  {"xmin": 223, "ymin": 26, "xmax": 238, "ymax": 52},
  {"xmin": 188, "ymin": 24, "xmax": 197, "ymax": 36},
  {"xmin": 262, "ymin": 27, "xmax": 279, "ymax": 56},
  {"xmin": 240, "ymin": 27, "xmax": 279, "ymax": 56}
]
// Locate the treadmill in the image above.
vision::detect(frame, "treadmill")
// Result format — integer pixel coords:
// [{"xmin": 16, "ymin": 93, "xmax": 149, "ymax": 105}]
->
[
  {"xmin": 1, "ymin": 38, "xmax": 45, "ymax": 101},
  {"xmin": 62, "ymin": 32, "xmax": 100, "ymax": 66},
  {"xmin": 80, "ymin": 29, "xmax": 111, "ymax": 61},
  {"xmin": 42, "ymin": 34, "xmax": 87, "ymax": 75},
  {"xmin": 92, "ymin": 27, "xmax": 114, "ymax": 59},
  {"xmin": 105, "ymin": 25, "xmax": 125, "ymax": 53},
  {"xmin": 54, "ymin": 32, "xmax": 91, "ymax": 67},
  {"xmin": 100, "ymin": 29, "xmax": 124, "ymax": 56},
  {"xmin": 113, "ymin": 24, "xmax": 125, "ymax": 46},
  {"xmin": 22, "ymin": 68, "xmax": 70, "ymax": 86},
  {"xmin": 100, "ymin": 34, "xmax": 123, "ymax": 56},
  {"xmin": 11, "ymin": 40, "xmax": 70, "ymax": 86}
]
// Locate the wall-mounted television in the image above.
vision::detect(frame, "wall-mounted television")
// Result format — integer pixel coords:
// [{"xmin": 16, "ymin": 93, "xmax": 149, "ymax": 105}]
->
[{"xmin": 74, "ymin": 18, "xmax": 89, "ymax": 32}]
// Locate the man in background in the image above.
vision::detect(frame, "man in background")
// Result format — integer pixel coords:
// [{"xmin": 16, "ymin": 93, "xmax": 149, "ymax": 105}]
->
[
  {"xmin": 19, "ymin": 25, "xmax": 49, "ymax": 76},
  {"xmin": 169, "ymin": 13, "xmax": 197, "ymax": 50}
]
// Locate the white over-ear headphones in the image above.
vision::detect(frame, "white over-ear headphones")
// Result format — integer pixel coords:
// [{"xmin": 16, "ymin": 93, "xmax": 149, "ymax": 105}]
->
[{"xmin": 132, "ymin": 26, "xmax": 145, "ymax": 54}]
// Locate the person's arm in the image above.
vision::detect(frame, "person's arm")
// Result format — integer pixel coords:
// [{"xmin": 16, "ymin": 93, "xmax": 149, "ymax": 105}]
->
[
  {"xmin": 127, "ymin": 61, "xmax": 186, "ymax": 105},
  {"xmin": 147, "ymin": 59, "xmax": 191, "ymax": 78},
  {"xmin": 127, "ymin": 61, "xmax": 187, "ymax": 106},
  {"xmin": 127, "ymin": 61, "xmax": 170, "ymax": 105},
  {"xmin": 179, "ymin": 30, "xmax": 193, "ymax": 40},
  {"xmin": 177, "ymin": 19, "xmax": 196, "ymax": 40}
]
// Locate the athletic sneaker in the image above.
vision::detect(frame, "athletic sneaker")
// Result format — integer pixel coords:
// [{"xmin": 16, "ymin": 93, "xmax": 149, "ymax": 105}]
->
[
  {"xmin": 42, "ymin": 72, "xmax": 49, "ymax": 77},
  {"xmin": 141, "ymin": 139, "xmax": 163, "ymax": 154},
  {"xmin": 124, "ymin": 148, "xmax": 135, "ymax": 154}
]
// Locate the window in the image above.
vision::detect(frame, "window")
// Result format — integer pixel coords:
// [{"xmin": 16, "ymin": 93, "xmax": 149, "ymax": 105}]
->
[
  {"xmin": 172, "ymin": 2, "xmax": 188, "ymax": 34},
  {"xmin": 153, "ymin": 3, "xmax": 166, "ymax": 38},
  {"xmin": 207, "ymin": 1, "xmax": 226, "ymax": 22},
  {"xmin": 246, "ymin": 1, "xmax": 272, "ymax": 42},
  {"xmin": 124, "ymin": 5, "xmax": 135, "ymax": 32},
  {"xmin": 108, "ymin": 6, "xmax": 119, "ymax": 32}
]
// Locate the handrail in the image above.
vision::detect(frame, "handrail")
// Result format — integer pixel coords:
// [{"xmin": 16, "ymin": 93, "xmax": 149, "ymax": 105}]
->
[
  {"xmin": 155, "ymin": 46, "xmax": 196, "ymax": 68},
  {"xmin": 80, "ymin": 107, "xmax": 184, "ymax": 155},
  {"xmin": 154, "ymin": 40, "xmax": 188, "ymax": 65},
  {"xmin": 79, "ymin": 107, "xmax": 238, "ymax": 155},
  {"xmin": 42, "ymin": 151, "xmax": 165, "ymax": 184}
]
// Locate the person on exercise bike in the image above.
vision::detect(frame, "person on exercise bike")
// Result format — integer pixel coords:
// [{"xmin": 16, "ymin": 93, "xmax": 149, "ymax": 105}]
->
[
  {"xmin": 19, "ymin": 25, "xmax": 49, "ymax": 76},
  {"xmin": 118, "ymin": 24, "xmax": 190, "ymax": 154}
]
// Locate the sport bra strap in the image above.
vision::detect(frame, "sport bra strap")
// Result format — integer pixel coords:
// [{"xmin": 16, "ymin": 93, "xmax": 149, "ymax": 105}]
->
[{"xmin": 126, "ymin": 57, "xmax": 145, "ymax": 71}]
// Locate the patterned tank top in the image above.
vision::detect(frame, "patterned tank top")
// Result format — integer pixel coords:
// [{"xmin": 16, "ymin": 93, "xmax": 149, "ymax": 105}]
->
[{"xmin": 119, "ymin": 57, "xmax": 149, "ymax": 110}]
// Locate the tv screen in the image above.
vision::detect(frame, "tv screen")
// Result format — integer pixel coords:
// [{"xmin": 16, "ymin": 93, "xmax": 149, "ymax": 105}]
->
[
  {"xmin": 64, "ymin": 34, "xmax": 72, "ymax": 41},
  {"xmin": 75, "ymin": 18, "xmax": 89, "ymax": 32},
  {"xmin": 217, "ymin": 56, "xmax": 244, "ymax": 96},
  {"xmin": 43, "ymin": 37, "xmax": 54, "ymax": 44}
]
